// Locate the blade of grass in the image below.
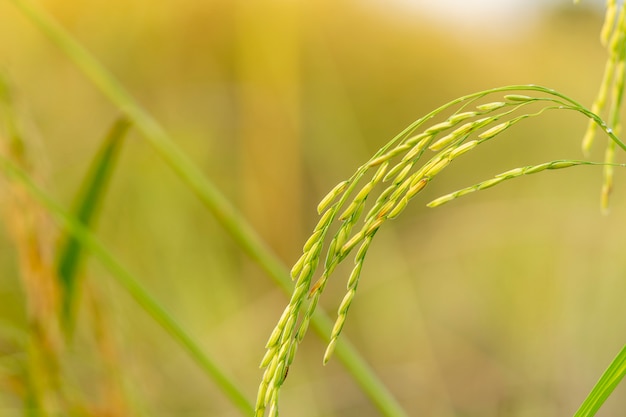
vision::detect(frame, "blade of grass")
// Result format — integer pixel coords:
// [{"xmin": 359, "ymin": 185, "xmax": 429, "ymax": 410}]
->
[
  {"xmin": 0, "ymin": 154, "xmax": 255, "ymax": 416},
  {"xmin": 7, "ymin": 1, "xmax": 409, "ymax": 415},
  {"xmin": 574, "ymin": 344, "xmax": 626, "ymax": 417},
  {"xmin": 56, "ymin": 117, "xmax": 130, "ymax": 335}
]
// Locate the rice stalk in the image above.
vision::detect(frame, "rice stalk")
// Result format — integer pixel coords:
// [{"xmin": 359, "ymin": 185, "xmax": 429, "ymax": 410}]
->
[
  {"xmin": 427, "ymin": 160, "xmax": 626, "ymax": 208},
  {"xmin": 256, "ymin": 85, "xmax": 626, "ymax": 416}
]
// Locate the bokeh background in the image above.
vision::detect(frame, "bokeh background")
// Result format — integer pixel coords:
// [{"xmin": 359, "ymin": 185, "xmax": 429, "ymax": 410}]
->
[{"xmin": 1, "ymin": 0, "xmax": 625, "ymax": 416}]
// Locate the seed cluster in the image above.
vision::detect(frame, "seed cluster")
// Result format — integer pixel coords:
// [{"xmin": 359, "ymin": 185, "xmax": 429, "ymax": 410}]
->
[{"xmin": 255, "ymin": 86, "xmax": 621, "ymax": 416}]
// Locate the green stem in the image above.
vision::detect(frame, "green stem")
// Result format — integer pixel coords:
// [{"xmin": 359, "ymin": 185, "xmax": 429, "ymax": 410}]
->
[
  {"xmin": 0, "ymin": 154, "xmax": 255, "ymax": 416},
  {"xmin": 574, "ymin": 344, "xmax": 626, "ymax": 417},
  {"xmin": 8, "ymin": 1, "xmax": 407, "ymax": 415}
]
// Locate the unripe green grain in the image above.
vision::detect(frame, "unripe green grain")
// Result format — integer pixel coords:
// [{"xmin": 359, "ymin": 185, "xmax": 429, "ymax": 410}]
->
[
  {"xmin": 256, "ymin": 383, "xmax": 268, "ymax": 409},
  {"xmin": 335, "ymin": 226, "xmax": 351, "ymax": 255},
  {"xmin": 423, "ymin": 157, "xmax": 450, "ymax": 177},
  {"xmin": 476, "ymin": 101, "xmax": 506, "ymax": 111},
  {"xmin": 496, "ymin": 167, "xmax": 525, "ymax": 178},
  {"xmin": 365, "ymin": 200, "xmax": 385, "ymax": 221},
  {"xmin": 389, "ymin": 177, "xmax": 412, "ymax": 201},
  {"xmin": 405, "ymin": 132, "xmax": 432, "ymax": 146},
  {"xmin": 287, "ymin": 342, "xmax": 298, "ymax": 366},
  {"xmin": 290, "ymin": 253, "xmax": 306, "ymax": 279},
  {"xmin": 365, "ymin": 217, "xmax": 384, "ymax": 235},
  {"xmin": 449, "ymin": 140, "xmax": 478, "ymax": 158},
  {"xmin": 265, "ymin": 325, "xmax": 283, "ymax": 349},
  {"xmin": 303, "ymin": 229, "xmax": 323, "ymax": 252},
  {"xmin": 265, "ymin": 356, "xmax": 279, "ymax": 383},
  {"xmin": 426, "ymin": 193, "xmax": 456, "ymax": 208},
  {"xmin": 330, "ymin": 315, "xmax": 346, "ymax": 344},
  {"xmin": 473, "ymin": 116, "xmax": 496, "ymax": 128},
  {"xmin": 447, "ymin": 111, "xmax": 478, "ymax": 123},
  {"xmin": 391, "ymin": 163, "xmax": 414, "ymax": 184},
  {"xmin": 368, "ymin": 153, "xmax": 393, "ymax": 167},
  {"xmin": 326, "ymin": 237, "xmax": 338, "ymax": 266},
  {"xmin": 429, "ymin": 121, "xmax": 475, "ymax": 151},
  {"xmin": 295, "ymin": 263, "xmax": 311, "ymax": 285},
  {"xmin": 476, "ymin": 177, "xmax": 507, "ymax": 189},
  {"xmin": 524, "ymin": 163, "xmax": 551, "ymax": 174},
  {"xmin": 341, "ymin": 230, "xmax": 366, "ymax": 255},
  {"xmin": 356, "ymin": 237, "xmax": 373, "ymax": 261},
  {"xmin": 402, "ymin": 137, "xmax": 430, "ymax": 161},
  {"xmin": 424, "ymin": 120, "xmax": 455, "ymax": 134},
  {"xmin": 418, "ymin": 157, "xmax": 440, "ymax": 176},
  {"xmin": 291, "ymin": 284, "xmax": 309, "ymax": 307},
  {"xmin": 428, "ymin": 132, "xmax": 459, "ymax": 151},
  {"xmin": 478, "ymin": 121, "xmax": 511, "ymax": 139},
  {"xmin": 406, "ymin": 178, "xmax": 429, "ymax": 199},
  {"xmin": 323, "ymin": 339, "xmax": 337, "ymax": 365},
  {"xmin": 549, "ymin": 161, "xmax": 579, "ymax": 169},
  {"xmin": 304, "ymin": 241, "xmax": 322, "ymax": 263},
  {"xmin": 275, "ymin": 308, "xmax": 291, "ymax": 331},
  {"xmin": 504, "ymin": 94, "xmax": 534, "ymax": 102},
  {"xmin": 387, "ymin": 197, "xmax": 408, "ymax": 219},
  {"xmin": 295, "ymin": 318, "xmax": 309, "ymax": 342},
  {"xmin": 315, "ymin": 207, "xmax": 335, "ymax": 231},
  {"xmin": 260, "ymin": 346, "xmax": 277, "ymax": 367},
  {"xmin": 377, "ymin": 184, "xmax": 397, "ymax": 202},
  {"xmin": 275, "ymin": 360, "xmax": 287, "ymax": 385},
  {"xmin": 354, "ymin": 181, "xmax": 376, "ymax": 202},
  {"xmin": 339, "ymin": 200, "xmax": 362, "ymax": 221},
  {"xmin": 383, "ymin": 161, "xmax": 410, "ymax": 182},
  {"xmin": 339, "ymin": 289, "xmax": 356, "ymax": 313},
  {"xmin": 347, "ymin": 263, "xmax": 363, "ymax": 289},
  {"xmin": 372, "ymin": 161, "xmax": 389, "ymax": 183},
  {"xmin": 317, "ymin": 180, "xmax": 349, "ymax": 214}
]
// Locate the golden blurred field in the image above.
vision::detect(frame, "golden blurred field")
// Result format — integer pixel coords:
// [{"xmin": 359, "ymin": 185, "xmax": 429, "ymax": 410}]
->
[{"xmin": 1, "ymin": 1, "xmax": 625, "ymax": 416}]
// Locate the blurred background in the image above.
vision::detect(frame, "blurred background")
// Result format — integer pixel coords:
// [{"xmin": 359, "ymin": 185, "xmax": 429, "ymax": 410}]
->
[{"xmin": 1, "ymin": 0, "xmax": 625, "ymax": 416}]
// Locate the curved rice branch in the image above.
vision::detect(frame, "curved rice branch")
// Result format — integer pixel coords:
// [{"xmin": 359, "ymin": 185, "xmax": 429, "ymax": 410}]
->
[
  {"xmin": 255, "ymin": 85, "xmax": 626, "ymax": 417},
  {"xmin": 427, "ymin": 160, "xmax": 626, "ymax": 208}
]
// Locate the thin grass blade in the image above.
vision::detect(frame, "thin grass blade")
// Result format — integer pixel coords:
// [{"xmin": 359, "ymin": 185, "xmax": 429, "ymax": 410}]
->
[
  {"xmin": 55, "ymin": 117, "xmax": 130, "ymax": 334},
  {"xmin": 574, "ymin": 345, "xmax": 626, "ymax": 417}
]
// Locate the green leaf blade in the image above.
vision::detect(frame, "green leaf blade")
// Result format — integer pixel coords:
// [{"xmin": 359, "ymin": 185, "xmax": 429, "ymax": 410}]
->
[
  {"xmin": 55, "ymin": 117, "xmax": 130, "ymax": 334},
  {"xmin": 574, "ymin": 345, "xmax": 626, "ymax": 417}
]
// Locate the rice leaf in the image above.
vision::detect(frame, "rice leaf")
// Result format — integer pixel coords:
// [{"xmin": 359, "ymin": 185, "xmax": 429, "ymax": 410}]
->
[
  {"xmin": 574, "ymin": 345, "xmax": 626, "ymax": 417},
  {"xmin": 56, "ymin": 117, "xmax": 130, "ymax": 334}
]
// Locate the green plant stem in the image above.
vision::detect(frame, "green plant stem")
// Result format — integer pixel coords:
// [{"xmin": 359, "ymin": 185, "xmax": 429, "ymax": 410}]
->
[
  {"xmin": 8, "ymin": 1, "xmax": 408, "ymax": 415},
  {"xmin": 0, "ymin": 154, "xmax": 255, "ymax": 416},
  {"xmin": 574, "ymin": 344, "xmax": 626, "ymax": 417}
]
